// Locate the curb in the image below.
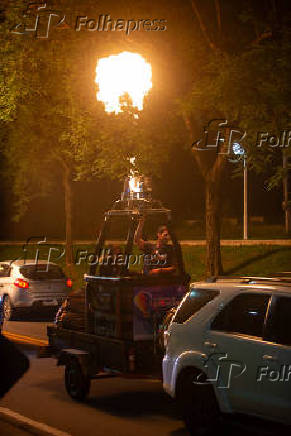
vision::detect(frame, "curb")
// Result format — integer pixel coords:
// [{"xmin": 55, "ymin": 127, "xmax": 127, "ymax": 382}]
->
[
  {"xmin": 0, "ymin": 411, "xmax": 44, "ymax": 435},
  {"xmin": 2, "ymin": 331, "xmax": 48, "ymax": 347},
  {"xmin": 0, "ymin": 408, "xmax": 71, "ymax": 436}
]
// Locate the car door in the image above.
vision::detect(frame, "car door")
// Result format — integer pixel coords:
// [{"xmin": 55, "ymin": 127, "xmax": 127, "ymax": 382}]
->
[
  {"xmin": 204, "ymin": 291, "xmax": 272, "ymax": 414},
  {"xmin": 250, "ymin": 293, "xmax": 291, "ymax": 423}
]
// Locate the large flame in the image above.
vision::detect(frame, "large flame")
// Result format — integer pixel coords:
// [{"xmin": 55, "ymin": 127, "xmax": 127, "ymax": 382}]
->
[{"xmin": 95, "ymin": 52, "xmax": 152, "ymax": 114}]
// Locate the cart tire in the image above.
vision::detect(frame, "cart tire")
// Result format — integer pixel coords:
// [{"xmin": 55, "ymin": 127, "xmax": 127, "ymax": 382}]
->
[{"xmin": 65, "ymin": 358, "xmax": 91, "ymax": 401}]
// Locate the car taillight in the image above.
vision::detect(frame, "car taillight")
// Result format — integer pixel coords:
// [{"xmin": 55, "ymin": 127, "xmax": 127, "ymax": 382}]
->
[
  {"xmin": 14, "ymin": 278, "xmax": 29, "ymax": 289},
  {"xmin": 66, "ymin": 278, "xmax": 73, "ymax": 288}
]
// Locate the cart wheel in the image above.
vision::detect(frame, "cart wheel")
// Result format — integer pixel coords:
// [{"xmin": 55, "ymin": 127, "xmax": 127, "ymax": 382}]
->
[{"xmin": 65, "ymin": 358, "xmax": 91, "ymax": 401}]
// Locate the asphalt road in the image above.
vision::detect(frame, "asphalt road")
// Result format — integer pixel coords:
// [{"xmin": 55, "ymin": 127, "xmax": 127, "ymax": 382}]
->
[
  {"xmin": 2, "ymin": 318, "xmax": 188, "ymax": 436},
  {"xmin": 0, "ymin": 344, "xmax": 187, "ymax": 436},
  {"xmin": 1, "ymin": 320, "xmax": 290, "ymax": 436},
  {"xmin": 3, "ymin": 318, "xmax": 50, "ymax": 342}
]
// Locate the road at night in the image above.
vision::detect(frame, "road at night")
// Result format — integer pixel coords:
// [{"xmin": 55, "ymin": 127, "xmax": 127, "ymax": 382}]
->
[
  {"xmin": 0, "ymin": 323, "xmax": 288, "ymax": 436},
  {"xmin": 0, "ymin": 344, "xmax": 187, "ymax": 436},
  {"xmin": 3, "ymin": 319, "xmax": 50, "ymax": 343}
]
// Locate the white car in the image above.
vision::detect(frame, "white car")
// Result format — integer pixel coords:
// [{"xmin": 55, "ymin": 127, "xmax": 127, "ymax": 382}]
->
[
  {"xmin": 0, "ymin": 260, "xmax": 71, "ymax": 320},
  {"xmin": 163, "ymin": 277, "xmax": 291, "ymax": 434}
]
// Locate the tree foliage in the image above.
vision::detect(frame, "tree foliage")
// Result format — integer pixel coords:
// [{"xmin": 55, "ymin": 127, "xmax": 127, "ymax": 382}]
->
[
  {"xmin": 177, "ymin": 0, "xmax": 291, "ymax": 274},
  {"xmin": 0, "ymin": 0, "xmax": 28, "ymax": 122},
  {"xmin": 1, "ymin": 0, "xmax": 175, "ymax": 265}
]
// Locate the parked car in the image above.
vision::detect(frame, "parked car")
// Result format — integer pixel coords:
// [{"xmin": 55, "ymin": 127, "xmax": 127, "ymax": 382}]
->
[
  {"xmin": 163, "ymin": 276, "xmax": 291, "ymax": 434},
  {"xmin": 0, "ymin": 260, "xmax": 71, "ymax": 321}
]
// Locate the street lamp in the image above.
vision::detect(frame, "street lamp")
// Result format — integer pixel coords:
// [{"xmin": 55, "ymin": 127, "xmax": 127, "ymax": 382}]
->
[{"xmin": 232, "ymin": 142, "xmax": 248, "ymax": 240}]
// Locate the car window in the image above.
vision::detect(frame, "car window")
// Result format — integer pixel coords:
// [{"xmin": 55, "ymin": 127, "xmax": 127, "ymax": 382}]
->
[
  {"xmin": 172, "ymin": 288, "xmax": 219, "ymax": 324},
  {"xmin": 211, "ymin": 292, "xmax": 270, "ymax": 338},
  {"xmin": 267, "ymin": 296, "xmax": 291, "ymax": 346},
  {"xmin": 20, "ymin": 264, "xmax": 65, "ymax": 280},
  {"xmin": 0, "ymin": 264, "xmax": 10, "ymax": 277}
]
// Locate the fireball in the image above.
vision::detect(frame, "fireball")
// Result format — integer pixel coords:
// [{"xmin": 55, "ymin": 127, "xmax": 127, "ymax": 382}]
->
[{"xmin": 95, "ymin": 52, "xmax": 152, "ymax": 114}]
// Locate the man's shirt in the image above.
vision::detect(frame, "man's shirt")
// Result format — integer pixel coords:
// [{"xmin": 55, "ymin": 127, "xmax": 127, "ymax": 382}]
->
[{"xmin": 143, "ymin": 242, "xmax": 175, "ymax": 274}]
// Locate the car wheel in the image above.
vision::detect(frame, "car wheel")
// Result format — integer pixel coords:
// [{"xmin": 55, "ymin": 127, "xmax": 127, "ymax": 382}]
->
[
  {"xmin": 65, "ymin": 358, "xmax": 91, "ymax": 401},
  {"xmin": 176, "ymin": 369, "xmax": 221, "ymax": 435},
  {"xmin": 3, "ymin": 296, "xmax": 15, "ymax": 321}
]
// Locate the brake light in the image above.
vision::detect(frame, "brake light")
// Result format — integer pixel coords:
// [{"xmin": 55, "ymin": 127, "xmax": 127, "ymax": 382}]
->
[
  {"xmin": 14, "ymin": 278, "xmax": 29, "ymax": 289},
  {"xmin": 66, "ymin": 278, "xmax": 73, "ymax": 288}
]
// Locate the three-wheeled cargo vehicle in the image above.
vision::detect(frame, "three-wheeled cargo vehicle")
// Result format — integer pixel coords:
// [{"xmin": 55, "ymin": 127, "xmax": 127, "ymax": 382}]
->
[{"xmin": 45, "ymin": 177, "xmax": 190, "ymax": 400}]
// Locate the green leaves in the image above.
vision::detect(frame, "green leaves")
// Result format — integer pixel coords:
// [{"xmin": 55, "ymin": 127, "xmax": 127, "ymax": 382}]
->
[{"xmin": 1, "ymin": 17, "xmax": 174, "ymax": 220}]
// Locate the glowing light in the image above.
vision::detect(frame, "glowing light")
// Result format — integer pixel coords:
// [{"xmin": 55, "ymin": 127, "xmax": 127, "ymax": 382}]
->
[
  {"xmin": 129, "ymin": 176, "xmax": 142, "ymax": 193},
  {"xmin": 232, "ymin": 142, "xmax": 245, "ymax": 155},
  {"xmin": 95, "ymin": 52, "xmax": 152, "ymax": 114}
]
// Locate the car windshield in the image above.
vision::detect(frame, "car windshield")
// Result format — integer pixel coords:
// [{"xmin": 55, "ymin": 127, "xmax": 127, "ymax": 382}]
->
[{"xmin": 19, "ymin": 264, "xmax": 65, "ymax": 280}]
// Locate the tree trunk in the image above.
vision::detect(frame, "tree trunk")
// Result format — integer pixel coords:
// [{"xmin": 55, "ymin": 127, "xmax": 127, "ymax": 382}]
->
[
  {"xmin": 63, "ymin": 163, "xmax": 73, "ymax": 267},
  {"xmin": 205, "ymin": 177, "xmax": 223, "ymax": 277},
  {"xmin": 182, "ymin": 113, "xmax": 225, "ymax": 277}
]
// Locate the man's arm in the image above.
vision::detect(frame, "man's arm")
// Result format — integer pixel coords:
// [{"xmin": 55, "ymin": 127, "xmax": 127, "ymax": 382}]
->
[
  {"xmin": 149, "ymin": 266, "xmax": 176, "ymax": 275},
  {"xmin": 134, "ymin": 216, "xmax": 146, "ymax": 250},
  {"xmin": 149, "ymin": 245, "xmax": 176, "ymax": 275}
]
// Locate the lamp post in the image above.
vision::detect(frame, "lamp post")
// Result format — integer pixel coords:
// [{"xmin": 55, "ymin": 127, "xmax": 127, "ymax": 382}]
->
[
  {"xmin": 232, "ymin": 143, "xmax": 248, "ymax": 239},
  {"xmin": 243, "ymin": 154, "xmax": 248, "ymax": 240}
]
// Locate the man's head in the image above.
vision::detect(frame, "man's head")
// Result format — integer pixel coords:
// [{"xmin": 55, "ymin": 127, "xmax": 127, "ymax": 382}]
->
[{"xmin": 157, "ymin": 225, "xmax": 170, "ymax": 244}]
